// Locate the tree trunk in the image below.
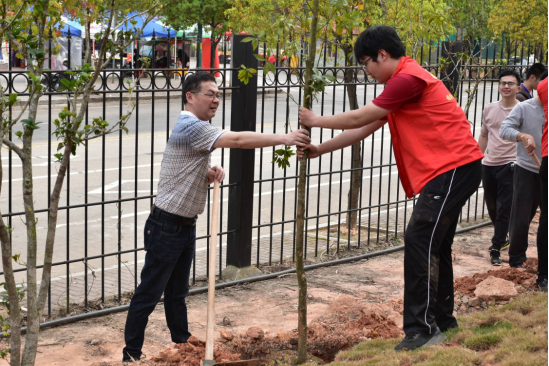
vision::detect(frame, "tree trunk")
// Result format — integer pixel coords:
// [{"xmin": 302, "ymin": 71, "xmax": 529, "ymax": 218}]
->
[
  {"xmin": 0, "ymin": 4, "xmax": 146, "ymax": 365},
  {"xmin": 0, "ymin": 215, "xmax": 22, "ymax": 366},
  {"xmin": 20, "ymin": 75, "xmax": 41, "ymax": 366},
  {"xmin": 0, "ymin": 118, "xmax": 23, "ymax": 366},
  {"xmin": 295, "ymin": 0, "xmax": 320, "ymax": 363},
  {"xmin": 343, "ymin": 47, "xmax": 361, "ymax": 232}
]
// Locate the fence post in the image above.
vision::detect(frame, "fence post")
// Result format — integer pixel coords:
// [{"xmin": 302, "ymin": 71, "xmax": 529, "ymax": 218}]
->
[{"xmin": 226, "ymin": 34, "xmax": 258, "ymax": 268}]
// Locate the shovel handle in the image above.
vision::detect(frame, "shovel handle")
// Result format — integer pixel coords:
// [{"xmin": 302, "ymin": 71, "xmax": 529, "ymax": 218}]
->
[
  {"xmin": 531, "ymin": 153, "xmax": 542, "ymax": 169},
  {"xmin": 205, "ymin": 181, "xmax": 220, "ymax": 361},
  {"xmin": 521, "ymin": 136, "xmax": 541, "ymax": 169}
]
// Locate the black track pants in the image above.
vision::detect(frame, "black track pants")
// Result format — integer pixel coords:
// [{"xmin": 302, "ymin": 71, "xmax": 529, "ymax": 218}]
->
[{"xmin": 403, "ymin": 159, "xmax": 482, "ymax": 335}]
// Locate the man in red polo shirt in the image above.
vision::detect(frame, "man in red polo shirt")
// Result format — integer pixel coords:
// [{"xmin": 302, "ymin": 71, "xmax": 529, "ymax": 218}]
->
[
  {"xmin": 536, "ymin": 72, "xmax": 547, "ymax": 291},
  {"xmin": 298, "ymin": 25, "xmax": 483, "ymax": 351}
]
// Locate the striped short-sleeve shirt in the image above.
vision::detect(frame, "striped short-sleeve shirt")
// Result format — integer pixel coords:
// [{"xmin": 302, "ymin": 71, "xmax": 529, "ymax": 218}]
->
[{"xmin": 154, "ymin": 111, "xmax": 226, "ymax": 217}]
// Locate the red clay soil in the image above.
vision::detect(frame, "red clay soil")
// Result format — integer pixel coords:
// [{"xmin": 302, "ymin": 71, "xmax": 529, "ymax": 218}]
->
[
  {"xmin": 152, "ymin": 259, "xmax": 541, "ymax": 366},
  {"xmin": 454, "ymin": 258, "xmax": 538, "ymax": 295},
  {"xmin": 4, "ymin": 221, "xmax": 541, "ymax": 366},
  {"xmin": 151, "ymin": 336, "xmax": 241, "ymax": 365},
  {"xmin": 151, "ymin": 296, "xmax": 403, "ymax": 365}
]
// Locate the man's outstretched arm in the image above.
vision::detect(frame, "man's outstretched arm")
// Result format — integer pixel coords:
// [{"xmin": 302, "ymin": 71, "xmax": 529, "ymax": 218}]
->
[
  {"xmin": 299, "ymin": 103, "xmax": 390, "ymax": 130},
  {"xmin": 297, "ymin": 120, "xmax": 387, "ymax": 160},
  {"xmin": 213, "ymin": 129, "xmax": 310, "ymax": 149}
]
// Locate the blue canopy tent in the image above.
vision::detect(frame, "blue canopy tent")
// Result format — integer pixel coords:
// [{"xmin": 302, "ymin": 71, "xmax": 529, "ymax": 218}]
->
[
  {"xmin": 44, "ymin": 18, "xmax": 83, "ymax": 69},
  {"xmin": 118, "ymin": 14, "xmax": 176, "ymax": 38},
  {"xmin": 59, "ymin": 19, "xmax": 83, "ymax": 37}
]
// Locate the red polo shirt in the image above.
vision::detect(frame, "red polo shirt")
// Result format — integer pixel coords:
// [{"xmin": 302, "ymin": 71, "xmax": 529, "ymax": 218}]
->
[
  {"xmin": 537, "ymin": 77, "xmax": 548, "ymax": 158},
  {"xmin": 374, "ymin": 57, "xmax": 483, "ymax": 197}
]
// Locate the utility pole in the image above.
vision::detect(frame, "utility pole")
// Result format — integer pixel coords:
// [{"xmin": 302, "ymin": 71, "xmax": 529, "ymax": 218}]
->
[
  {"xmin": 197, "ymin": 23, "xmax": 202, "ymax": 68},
  {"xmin": 196, "ymin": 0, "xmax": 203, "ymax": 68}
]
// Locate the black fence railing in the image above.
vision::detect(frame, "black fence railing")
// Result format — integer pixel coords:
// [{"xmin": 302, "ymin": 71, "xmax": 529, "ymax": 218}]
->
[{"xmin": 0, "ymin": 33, "xmax": 546, "ymax": 317}]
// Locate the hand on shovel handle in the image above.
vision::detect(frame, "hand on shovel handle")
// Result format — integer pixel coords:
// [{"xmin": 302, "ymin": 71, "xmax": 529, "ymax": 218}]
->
[
  {"xmin": 521, "ymin": 135, "xmax": 541, "ymax": 169},
  {"xmin": 204, "ymin": 181, "xmax": 220, "ymax": 365}
]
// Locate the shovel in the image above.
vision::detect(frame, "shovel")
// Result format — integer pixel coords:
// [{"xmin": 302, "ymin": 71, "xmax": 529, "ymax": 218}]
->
[
  {"xmin": 203, "ymin": 180, "xmax": 221, "ymax": 366},
  {"xmin": 202, "ymin": 182, "xmax": 260, "ymax": 366},
  {"xmin": 521, "ymin": 135, "xmax": 541, "ymax": 169}
]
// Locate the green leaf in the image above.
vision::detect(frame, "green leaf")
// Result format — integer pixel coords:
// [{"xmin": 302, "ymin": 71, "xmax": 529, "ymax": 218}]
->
[
  {"xmin": 60, "ymin": 79, "xmax": 72, "ymax": 88},
  {"xmin": 21, "ymin": 118, "xmax": 41, "ymax": 130},
  {"xmin": 254, "ymin": 54, "xmax": 266, "ymax": 61},
  {"xmin": 8, "ymin": 94, "xmax": 17, "ymax": 104}
]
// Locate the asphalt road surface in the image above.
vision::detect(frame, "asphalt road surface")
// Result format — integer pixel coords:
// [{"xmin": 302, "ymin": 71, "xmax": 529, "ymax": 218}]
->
[{"xmin": 2, "ymin": 82, "xmax": 495, "ymax": 283}]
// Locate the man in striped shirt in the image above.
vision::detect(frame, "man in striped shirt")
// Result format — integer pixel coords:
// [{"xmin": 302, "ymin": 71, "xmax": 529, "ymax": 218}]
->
[{"xmin": 122, "ymin": 72, "xmax": 310, "ymax": 362}]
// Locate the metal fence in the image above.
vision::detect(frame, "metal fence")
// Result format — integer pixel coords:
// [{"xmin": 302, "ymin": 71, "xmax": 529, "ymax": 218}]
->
[{"xmin": 0, "ymin": 33, "xmax": 545, "ymax": 317}]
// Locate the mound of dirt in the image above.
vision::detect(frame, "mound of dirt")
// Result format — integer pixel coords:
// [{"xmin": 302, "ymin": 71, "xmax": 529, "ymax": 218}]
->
[
  {"xmin": 454, "ymin": 258, "xmax": 538, "ymax": 295},
  {"xmin": 152, "ymin": 261, "xmax": 540, "ymax": 365},
  {"xmin": 151, "ymin": 336, "xmax": 241, "ymax": 365},
  {"xmin": 151, "ymin": 295, "xmax": 403, "ymax": 365}
]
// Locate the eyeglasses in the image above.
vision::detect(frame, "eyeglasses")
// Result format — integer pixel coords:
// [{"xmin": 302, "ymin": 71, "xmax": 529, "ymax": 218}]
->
[
  {"xmin": 499, "ymin": 81, "xmax": 518, "ymax": 87},
  {"xmin": 192, "ymin": 92, "xmax": 223, "ymax": 100},
  {"xmin": 360, "ymin": 57, "xmax": 372, "ymax": 72}
]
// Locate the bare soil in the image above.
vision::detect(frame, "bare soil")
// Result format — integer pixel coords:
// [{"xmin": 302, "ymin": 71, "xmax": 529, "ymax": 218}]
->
[{"xmin": 0, "ymin": 218, "xmax": 543, "ymax": 366}]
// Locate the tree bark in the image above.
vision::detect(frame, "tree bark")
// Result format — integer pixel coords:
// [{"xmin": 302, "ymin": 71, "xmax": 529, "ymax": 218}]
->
[
  {"xmin": 0, "ymin": 3, "xmax": 153, "ymax": 365},
  {"xmin": 20, "ymin": 95, "xmax": 39, "ymax": 366},
  {"xmin": 343, "ymin": 44, "xmax": 361, "ymax": 232},
  {"xmin": 18, "ymin": 5, "xmax": 53, "ymax": 362},
  {"xmin": 0, "ymin": 202, "xmax": 22, "ymax": 366}
]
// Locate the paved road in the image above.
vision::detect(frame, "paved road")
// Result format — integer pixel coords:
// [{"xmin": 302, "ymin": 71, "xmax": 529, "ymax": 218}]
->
[{"xmin": 1, "ymin": 83, "xmax": 494, "ymax": 288}]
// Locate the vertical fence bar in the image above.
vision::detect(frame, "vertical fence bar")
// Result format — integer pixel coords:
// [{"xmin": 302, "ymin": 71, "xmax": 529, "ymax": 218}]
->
[{"xmin": 226, "ymin": 34, "xmax": 258, "ymax": 269}]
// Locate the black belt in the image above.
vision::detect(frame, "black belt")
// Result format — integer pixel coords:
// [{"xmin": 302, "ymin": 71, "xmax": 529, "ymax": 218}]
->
[{"xmin": 151, "ymin": 205, "xmax": 197, "ymax": 226}]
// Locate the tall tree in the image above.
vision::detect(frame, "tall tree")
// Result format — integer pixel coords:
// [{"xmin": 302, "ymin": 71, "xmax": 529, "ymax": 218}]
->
[
  {"xmin": 440, "ymin": 0, "xmax": 501, "ymax": 116},
  {"xmin": 161, "ymin": 0, "xmax": 233, "ymax": 68},
  {"xmin": 324, "ymin": 0, "xmax": 379, "ymax": 233},
  {"xmin": 297, "ymin": 1, "xmax": 321, "ymax": 360},
  {"xmin": 489, "ymin": 0, "xmax": 548, "ymax": 60},
  {"xmin": 229, "ymin": 0, "xmax": 334, "ymax": 362},
  {"xmin": 375, "ymin": 0, "xmax": 454, "ymax": 59},
  {"xmin": 0, "ymin": 1, "xmax": 159, "ymax": 365}
]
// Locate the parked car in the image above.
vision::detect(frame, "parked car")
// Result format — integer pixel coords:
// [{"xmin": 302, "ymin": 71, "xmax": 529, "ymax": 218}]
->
[
  {"xmin": 507, "ymin": 57, "xmax": 528, "ymax": 79},
  {"xmin": 507, "ymin": 56, "xmax": 528, "ymax": 66}
]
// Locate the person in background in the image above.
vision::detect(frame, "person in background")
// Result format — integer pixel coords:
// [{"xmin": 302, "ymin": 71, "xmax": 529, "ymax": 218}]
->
[
  {"xmin": 477, "ymin": 70, "xmax": 520, "ymax": 265},
  {"xmin": 516, "ymin": 63, "xmax": 546, "ymax": 102},
  {"xmin": 499, "ymin": 76, "xmax": 544, "ymax": 280}
]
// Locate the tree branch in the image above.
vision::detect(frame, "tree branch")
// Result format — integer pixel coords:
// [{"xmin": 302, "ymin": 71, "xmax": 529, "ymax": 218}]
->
[
  {"xmin": 0, "ymin": 4, "xmax": 25, "ymax": 35},
  {"xmin": 2, "ymin": 138, "xmax": 25, "ymax": 160}
]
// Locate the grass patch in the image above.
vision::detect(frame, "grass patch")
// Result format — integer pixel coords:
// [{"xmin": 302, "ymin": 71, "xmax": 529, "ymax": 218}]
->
[{"xmin": 326, "ymin": 292, "xmax": 547, "ymax": 365}]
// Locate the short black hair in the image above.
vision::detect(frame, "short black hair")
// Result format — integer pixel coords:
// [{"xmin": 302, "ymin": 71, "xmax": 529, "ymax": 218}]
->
[
  {"xmin": 540, "ymin": 70, "xmax": 548, "ymax": 81},
  {"xmin": 526, "ymin": 63, "xmax": 547, "ymax": 80},
  {"xmin": 354, "ymin": 25, "xmax": 406, "ymax": 62},
  {"xmin": 498, "ymin": 69, "xmax": 521, "ymax": 84},
  {"xmin": 182, "ymin": 72, "xmax": 216, "ymax": 104}
]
